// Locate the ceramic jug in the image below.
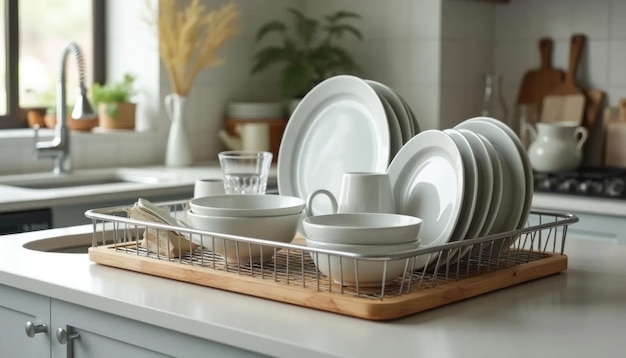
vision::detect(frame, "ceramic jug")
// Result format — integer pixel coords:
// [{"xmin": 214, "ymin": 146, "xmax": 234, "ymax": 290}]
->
[{"xmin": 527, "ymin": 121, "xmax": 588, "ymax": 172}]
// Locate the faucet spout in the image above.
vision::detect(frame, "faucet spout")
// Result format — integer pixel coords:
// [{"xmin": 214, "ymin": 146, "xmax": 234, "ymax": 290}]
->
[{"xmin": 34, "ymin": 42, "xmax": 96, "ymax": 175}]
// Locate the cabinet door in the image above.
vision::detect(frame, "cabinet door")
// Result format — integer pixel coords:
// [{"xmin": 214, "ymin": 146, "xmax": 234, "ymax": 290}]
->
[
  {"xmin": 0, "ymin": 285, "xmax": 50, "ymax": 358},
  {"xmin": 50, "ymin": 299, "xmax": 263, "ymax": 358}
]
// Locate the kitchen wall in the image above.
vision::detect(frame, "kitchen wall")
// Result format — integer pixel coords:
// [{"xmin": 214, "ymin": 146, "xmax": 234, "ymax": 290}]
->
[
  {"xmin": 3, "ymin": 0, "xmax": 625, "ymax": 174},
  {"xmin": 492, "ymin": 0, "xmax": 626, "ymax": 165}
]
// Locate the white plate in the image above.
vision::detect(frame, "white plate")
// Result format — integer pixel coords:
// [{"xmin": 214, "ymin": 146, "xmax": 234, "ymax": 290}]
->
[
  {"xmin": 451, "ymin": 129, "xmax": 497, "ymax": 262},
  {"xmin": 475, "ymin": 117, "xmax": 534, "ymax": 229},
  {"xmin": 457, "ymin": 129, "xmax": 493, "ymax": 239},
  {"xmin": 366, "ymin": 80, "xmax": 413, "ymax": 142},
  {"xmin": 278, "ymin": 75, "xmax": 390, "ymax": 215},
  {"xmin": 397, "ymin": 93, "xmax": 421, "ymax": 135},
  {"xmin": 435, "ymin": 129, "xmax": 478, "ymax": 265},
  {"xmin": 443, "ymin": 129, "xmax": 478, "ymax": 242},
  {"xmin": 387, "ymin": 130, "xmax": 465, "ymax": 250},
  {"xmin": 455, "ymin": 117, "xmax": 526, "ymax": 233},
  {"xmin": 476, "ymin": 133, "xmax": 503, "ymax": 237},
  {"xmin": 459, "ymin": 132, "xmax": 505, "ymax": 260},
  {"xmin": 378, "ymin": 93, "xmax": 403, "ymax": 160}
]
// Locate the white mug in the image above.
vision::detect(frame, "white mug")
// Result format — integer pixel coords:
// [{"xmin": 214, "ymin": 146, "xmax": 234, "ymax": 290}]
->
[
  {"xmin": 237, "ymin": 123, "xmax": 270, "ymax": 151},
  {"xmin": 306, "ymin": 172, "xmax": 395, "ymax": 216},
  {"xmin": 194, "ymin": 178, "xmax": 225, "ymax": 198}
]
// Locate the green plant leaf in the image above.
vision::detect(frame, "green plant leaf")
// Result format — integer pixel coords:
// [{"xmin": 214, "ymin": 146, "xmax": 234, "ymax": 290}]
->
[
  {"xmin": 91, "ymin": 72, "xmax": 136, "ymax": 106},
  {"xmin": 251, "ymin": 46, "xmax": 292, "ymax": 74},
  {"xmin": 281, "ymin": 63, "xmax": 314, "ymax": 99},
  {"xmin": 105, "ymin": 102, "xmax": 120, "ymax": 119},
  {"xmin": 325, "ymin": 10, "xmax": 362, "ymax": 24},
  {"xmin": 251, "ymin": 8, "xmax": 364, "ymax": 100},
  {"xmin": 255, "ymin": 20, "xmax": 287, "ymax": 42},
  {"xmin": 323, "ymin": 23, "xmax": 363, "ymax": 41}
]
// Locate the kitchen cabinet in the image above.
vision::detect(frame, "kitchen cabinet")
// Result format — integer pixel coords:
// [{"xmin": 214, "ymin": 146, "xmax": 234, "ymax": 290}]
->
[
  {"xmin": 0, "ymin": 285, "xmax": 50, "ymax": 358},
  {"xmin": 0, "ymin": 284, "xmax": 260, "ymax": 358}
]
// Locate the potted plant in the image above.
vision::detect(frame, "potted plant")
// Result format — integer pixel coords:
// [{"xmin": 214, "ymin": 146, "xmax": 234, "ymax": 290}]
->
[
  {"xmin": 251, "ymin": 8, "xmax": 363, "ymax": 111},
  {"xmin": 92, "ymin": 73, "xmax": 137, "ymax": 130},
  {"xmin": 42, "ymin": 106, "xmax": 99, "ymax": 131}
]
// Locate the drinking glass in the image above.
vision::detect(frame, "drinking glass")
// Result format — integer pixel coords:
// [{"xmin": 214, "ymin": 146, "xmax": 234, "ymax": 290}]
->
[
  {"xmin": 516, "ymin": 103, "xmax": 539, "ymax": 149},
  {"xmin": 218, "ymin": 151, "xmax": 272, "ymax": 194}
]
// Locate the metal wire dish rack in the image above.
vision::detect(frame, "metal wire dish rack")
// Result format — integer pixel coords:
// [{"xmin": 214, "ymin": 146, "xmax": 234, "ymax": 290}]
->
[{"xmin": 85, "ymin": 200, "xmax": 578, "ymax": 321}]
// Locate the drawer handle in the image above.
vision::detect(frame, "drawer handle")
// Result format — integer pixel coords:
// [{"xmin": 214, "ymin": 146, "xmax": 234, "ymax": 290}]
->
[
  {"xmin": 25, "ymin": 321, "xmax": 47, "ymax": 337},
  {"xmin": 56, "ymin": 327, "xmax": 80, "ymax": 344}
]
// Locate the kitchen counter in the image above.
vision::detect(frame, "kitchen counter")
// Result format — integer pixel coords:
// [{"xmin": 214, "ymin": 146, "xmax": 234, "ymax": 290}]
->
[{"xmin": 1, "ymin": 224, "xmax": 625, "ymax": 357}]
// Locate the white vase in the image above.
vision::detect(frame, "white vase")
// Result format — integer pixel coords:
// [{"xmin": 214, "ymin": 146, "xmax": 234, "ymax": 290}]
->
[{"xmin": 164, "ymin": 93, "xmax": 194, "ymax": 167}]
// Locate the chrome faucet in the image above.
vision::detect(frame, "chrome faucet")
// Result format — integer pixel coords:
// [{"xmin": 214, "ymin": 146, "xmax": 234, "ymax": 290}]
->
[{"xmin": 34, "ymin": 42, "xmax": 97, "ymax": 174}]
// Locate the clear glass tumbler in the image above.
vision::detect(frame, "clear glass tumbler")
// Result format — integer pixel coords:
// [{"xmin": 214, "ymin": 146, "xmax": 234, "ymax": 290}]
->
[{"xmin": 218, "ymin": 151, "xmax": 273, "ymax": 194}]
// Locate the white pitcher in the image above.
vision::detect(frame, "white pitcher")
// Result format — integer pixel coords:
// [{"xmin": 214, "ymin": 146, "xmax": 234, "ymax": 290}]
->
[{"xmin": 527, "ymin": 121, "xmax": 588, "ymax": 172}]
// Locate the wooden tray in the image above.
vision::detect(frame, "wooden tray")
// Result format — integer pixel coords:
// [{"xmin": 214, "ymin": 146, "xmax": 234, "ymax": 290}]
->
[{"xmin": 89, "ymin": 242, "xmax": 567, "ymax": 321}]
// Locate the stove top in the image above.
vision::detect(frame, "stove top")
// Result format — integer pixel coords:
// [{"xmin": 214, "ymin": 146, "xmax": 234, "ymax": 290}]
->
[{"xmin": 533, "ymin": 167, "xmax": 626, "ymax": 199}]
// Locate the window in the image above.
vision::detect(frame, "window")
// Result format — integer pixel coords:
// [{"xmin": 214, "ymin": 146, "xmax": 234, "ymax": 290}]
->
[{"xmin": 0, "ymin": 0, "xmax": 105, "ymax": 129}]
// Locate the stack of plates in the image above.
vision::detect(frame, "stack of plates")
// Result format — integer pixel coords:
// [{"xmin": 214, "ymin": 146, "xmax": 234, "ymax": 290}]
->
[
  {"xmin": 226, "ymin": 102, "xmax": 286, "ymax": 119},
  {"xmin": 277, "ymin": 75, "xmax": 532, "ymax": 267},
  {"xmin": 277, "ymin": 75, "xmax": 420, "ymax": 215},
  {"xmin": 386, "ymin": 117, "xmax": 533, "ymax": 265}
]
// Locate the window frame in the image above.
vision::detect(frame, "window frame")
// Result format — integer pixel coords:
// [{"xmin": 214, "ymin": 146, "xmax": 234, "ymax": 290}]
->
[{"xmin": 0, "ymin": 0, "xmax": 106, "ymax": 129}]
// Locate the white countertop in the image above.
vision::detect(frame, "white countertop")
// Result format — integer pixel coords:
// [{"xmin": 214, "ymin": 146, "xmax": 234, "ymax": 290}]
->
[
  {"xmin": 533, "ymin": 192, "xmax": 626, "ymax": 217},
  {"xmin": 1, "ymin": 223, "xmax": 625, "ymax": 357}
]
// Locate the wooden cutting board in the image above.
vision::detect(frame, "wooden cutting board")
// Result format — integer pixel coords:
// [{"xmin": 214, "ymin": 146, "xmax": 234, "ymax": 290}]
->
[
  {"xmin": 605, "ymin": 99, "xmax": 626, "ymax": 167},
  {"xmin": 516, "ymin": 37, "xmax": 565, "ymax": 111},
  {"xmin": 541, "ymin": 34, "xmax": 587, "ymax": 123},
  {"xmin": 583, "ymin": 89, "xmax": 604, "ymax": 132}
]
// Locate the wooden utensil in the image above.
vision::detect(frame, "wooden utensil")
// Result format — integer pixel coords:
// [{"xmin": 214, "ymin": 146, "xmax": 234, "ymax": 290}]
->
[
  {"xmin": 541, "ymin": 34, "xmax": 587, "ymax": 124},
  {"xmin": 516, "ymin": 37, "xmax": 565, "ymax": 111},
  {"xmin": 605, "ymin": 99, "xmax": 626, "ymax": 167},
  {"xmin": 583, "ymin": 89, "xmax": 604, "ymax": 132}
]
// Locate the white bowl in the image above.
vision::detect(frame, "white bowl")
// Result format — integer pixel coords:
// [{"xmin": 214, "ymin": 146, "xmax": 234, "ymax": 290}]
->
[
  {"xmin": 185, "ymin": 209, "xmax": 301, "ymax": 263},
  {"xmin": 305, "ymin": 238, "xmax": 421, "ymax": 287},
  {"xmin": 189, "ymin": 194, "xmax": 305, "ymax": 217},
  {"xmin": 302, "ymin": 213, "xmax": 422, "ymax": 245}
]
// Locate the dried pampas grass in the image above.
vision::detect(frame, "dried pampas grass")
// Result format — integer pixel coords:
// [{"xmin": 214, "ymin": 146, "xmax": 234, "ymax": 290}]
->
[{"xmin": 157, "ymin": 0, "xmax": 239, "ymax": 95}]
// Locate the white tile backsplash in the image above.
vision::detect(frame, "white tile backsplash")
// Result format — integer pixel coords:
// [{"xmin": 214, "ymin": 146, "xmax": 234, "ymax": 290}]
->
[
  {"xmin": 408, "ymin": 40, "xmax": 441, "ymax": 86},
  {"xmin": 410, "ymin": 1, "xmax": 442, "ymax": 40}
]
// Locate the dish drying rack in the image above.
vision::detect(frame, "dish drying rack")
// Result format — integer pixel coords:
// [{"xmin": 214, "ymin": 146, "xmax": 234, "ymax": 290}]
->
[{"xmin": 86, "ymin": 200, "xmax": 578, "ymax": 321}]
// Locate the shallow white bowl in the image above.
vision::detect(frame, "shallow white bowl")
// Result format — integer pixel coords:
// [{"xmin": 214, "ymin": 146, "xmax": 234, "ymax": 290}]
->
[
  {"xmin": 186, "ymin": 209, "xmax": 301, "ymax": 263},
  {"xmin": 189, "ymin": 194, "xmax": 305, "ymax": 217},
  {"xmin": 302, "ymin": 213, "xmax": 422, "ymax": 245},
  {"xmin": 305, "ymin": 238, "xmax": 421, "ymax": 287}
]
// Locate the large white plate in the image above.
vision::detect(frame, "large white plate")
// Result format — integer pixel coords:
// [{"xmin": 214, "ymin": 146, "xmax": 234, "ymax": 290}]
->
[
  {"xmin": 378, "ymin": 93, "xmax": 403, "ymax": 161},
  {"xmin": 455, "ymin": 117, "xmax": 526, "ymax": 233},
  {"xmin": 366, "ymin": 80, "xmax": 413, "ymax": 142},
  {"xmin": 278, "ymin": 75, "xmax": 390, "ymax": 215},
  {"xmin": 387, "ymin": 130, "xmax": 464, "ymax": 250}
]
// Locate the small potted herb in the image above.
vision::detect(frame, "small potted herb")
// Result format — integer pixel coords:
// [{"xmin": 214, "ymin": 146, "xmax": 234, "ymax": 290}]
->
[{"xmin": 92, "ymin": 73, "xmax": 137, "ymax": 130}]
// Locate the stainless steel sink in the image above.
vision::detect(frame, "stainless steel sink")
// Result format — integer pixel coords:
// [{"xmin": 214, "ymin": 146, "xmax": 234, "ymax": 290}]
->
[
  {"xmin": 0, "ymin": 168, "xmax": 177, "ymax": 190},
  {"xmin": 22, "ymin": 231, "xmax": 137, "ymax": 254}
]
